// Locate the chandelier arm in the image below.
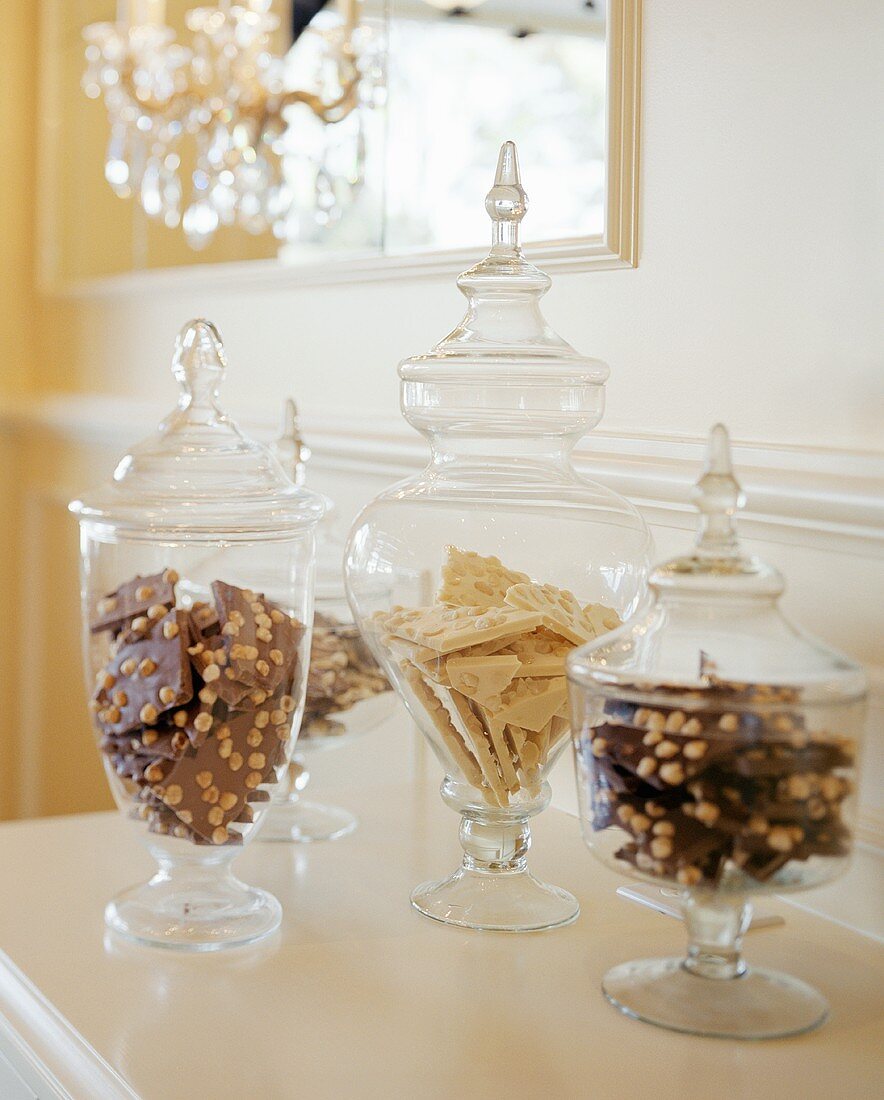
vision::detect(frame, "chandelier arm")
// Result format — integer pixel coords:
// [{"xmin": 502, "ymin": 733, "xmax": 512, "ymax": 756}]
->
[{"xmin": 277, "ymin": 71, "xmax": 361, "ymax": 124}]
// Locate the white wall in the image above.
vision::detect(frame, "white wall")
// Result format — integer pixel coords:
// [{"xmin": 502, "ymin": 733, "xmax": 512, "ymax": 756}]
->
[
  {"xmin": 55, "ymin": 0, "xmax": 883, "ymax": 450},
  {"xmin": 7, "ymin": 2, "xmax": 882, "ymax": 839}
]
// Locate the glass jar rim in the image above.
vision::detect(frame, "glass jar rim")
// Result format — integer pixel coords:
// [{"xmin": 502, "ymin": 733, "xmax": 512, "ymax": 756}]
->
[{"xmin": 70, "ymin": 491, "xmax": 326, "ymax": 538}]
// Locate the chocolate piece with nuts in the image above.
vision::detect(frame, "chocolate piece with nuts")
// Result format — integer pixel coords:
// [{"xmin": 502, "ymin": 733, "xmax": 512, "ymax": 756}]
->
[
  {"xmin": 101, "ymin": 726, "xmax": 190, "ymax": 761},
  {"xmin": 211, "ymin": 580, "xmax": 302, "ymax": 696},
  {"xmin": 617, "ymin": 808, "xmax": 730, "ymax": 885},
  {"xmin": 590, "ymin": 709, "xmax": 738, "ymax": 792},
  {"xmin": 93, "ymin": 610, "xmax": 194, "ymax": 736},
  {"xmin": 90, "ymin": 569, "xmax": 178, "ymax": 635},
  {"xmin": 147, "ymin": 705, "xmax": 282, "ymax": 846},
  {"xmin": 188, "ymin": 634, "xmax": 253, "ymax": 710},
  {"xmin": 584, "ymin": 689, "xmax": 856, "ymax": 887}
]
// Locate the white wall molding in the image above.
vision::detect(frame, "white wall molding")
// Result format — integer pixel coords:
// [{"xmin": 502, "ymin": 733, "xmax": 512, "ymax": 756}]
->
[
  {"xmin": 303, "ymin": 414, "xmax": 884, "ymax": 557},
  {"xmin": 3, "ymin": 396, "xmax": 883, "ymax": 554}
]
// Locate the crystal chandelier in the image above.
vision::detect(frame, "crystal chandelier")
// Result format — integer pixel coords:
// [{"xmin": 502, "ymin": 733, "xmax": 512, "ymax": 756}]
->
[{"xmin": 82, "ymin": 1, "xmax": 383, "ymax": 249}]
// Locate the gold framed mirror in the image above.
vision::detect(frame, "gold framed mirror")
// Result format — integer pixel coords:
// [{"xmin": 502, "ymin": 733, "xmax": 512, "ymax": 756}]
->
[{"xmin": 37, "ymin": 0, "xmax": 640, "ymax": 292}]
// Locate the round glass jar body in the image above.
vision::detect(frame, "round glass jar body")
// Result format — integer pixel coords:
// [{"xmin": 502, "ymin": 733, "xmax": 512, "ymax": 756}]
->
[
  {"xmin": 262, "ymin": 573, "xmax": 397, "ymax": 844},
  {"xmin": 257, "ymin": 403, "xmax": 398, "ymax": 843},
  {"xmin": 71, "ymin": 321, "xmax": 324, "ymax": 950},
  {"xmin": 567, "ymin": 425, "xmax": 867, "ymax": 1037},
  {"xmin": 346, "ymin": 144, "xmax": 652, "ymax": 931}
]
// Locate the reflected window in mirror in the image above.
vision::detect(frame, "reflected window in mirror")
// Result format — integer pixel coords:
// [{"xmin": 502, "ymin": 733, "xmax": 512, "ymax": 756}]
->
[{"xmin": 43, "ymin": 0, "xmax": 624, "ymax": 283}]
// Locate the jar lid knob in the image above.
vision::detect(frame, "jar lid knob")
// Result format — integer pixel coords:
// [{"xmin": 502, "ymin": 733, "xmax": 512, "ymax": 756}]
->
[
  {"xmin": 692, "ymin": 423, "xmax": 745, "ymax": 558},
  {"xmin": 172, "ymin": 319, "xmax": 227, "ymax": 408},
  {"xmin": 274, "ymin": 397, "xmax": 311, "ymax": 486},
  {"xmin": 485, "ymin": 140, "xmax": 528, "ymax": 248}
]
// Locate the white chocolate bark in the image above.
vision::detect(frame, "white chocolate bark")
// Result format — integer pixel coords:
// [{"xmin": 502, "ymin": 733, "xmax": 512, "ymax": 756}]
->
[
  {"xmin": 378, "ymin": 550, "xmax": 622, "ymax": 809},
  {"xmin": 446, "ymin": 654, "xmax": 521, "ymax": 705},
  {"xmin": 437, "ymin": 546, "xmax": 530, "ymax": 608},
  {"xmin": 384, "ymin": 604, "xmax": 542, "ymax": 655},
  {"xmin": 504, "ymin": 582, "xmax": 622, "ymax": 647}
]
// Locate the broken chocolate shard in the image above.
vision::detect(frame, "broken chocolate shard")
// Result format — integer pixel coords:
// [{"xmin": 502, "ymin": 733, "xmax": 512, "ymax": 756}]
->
[
  {"xmin": 94, "ymin": 609, "xmax": 194, "ymax": 736},
  {"xmin": 90, "ymin": 570, "xmax": 177, "ymax": 635},
  {"xmin": 210, "ymin": 580, "xmax": 302, "ymax": 696}
]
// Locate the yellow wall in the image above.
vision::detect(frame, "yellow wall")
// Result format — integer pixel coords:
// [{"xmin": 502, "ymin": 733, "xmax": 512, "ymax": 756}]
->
[
  {"xmin": 1, "ymin": 0, "xmax": 38, "ymax": 394},
  {"xmin": 49, "ymin": 0, "xmax": 278, "ymax": 284},
  {"xmin": 0, "ymin": 2, "xmax": 39, "ymax": 818}
]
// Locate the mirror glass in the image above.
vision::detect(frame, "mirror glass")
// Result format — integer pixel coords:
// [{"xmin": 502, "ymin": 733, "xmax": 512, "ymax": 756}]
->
[{"xmin": 45, "ymin": 0, "xmax": 607, "ymax": 283}]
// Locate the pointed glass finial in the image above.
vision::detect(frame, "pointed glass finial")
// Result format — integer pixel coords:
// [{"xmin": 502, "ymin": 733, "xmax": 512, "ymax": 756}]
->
[
  {"xmin": 273, "ymin": 397, "xmax": 310, "ymax": 486},
  {"xmin": 486, "ymin": 140, "xmax": 527, "ymax": 251},
  {"xmin": 453, "ymin": 139, "xmax": 552, "ymax": 303},
  {"xmin": 692, "ymin": 424, "xmax": 746, "ymax": 558},
  {"xmin": 172, "ymin": 319, "xmax": 226, "ymax": 410}
]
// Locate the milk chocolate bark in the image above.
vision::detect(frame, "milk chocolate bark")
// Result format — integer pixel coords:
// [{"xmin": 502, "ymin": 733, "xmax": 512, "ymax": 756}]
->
[
  {"xmin": 92, "ymin": 571, "xmax": 303, "ymax": 846},
  {"xmin": 211, "ymin": 580, "xmax": 303, "ymax": 695},
  {"xmin": 90, "ymin": 570, "xmax": 177, "ymax": 635},
  {"xmin": 93, "ymin": 610, "xmax": 194, "ymax": 735},
  {"xmin": 301, "ymin": 611, "xmax": 392, "ymax": 739}
]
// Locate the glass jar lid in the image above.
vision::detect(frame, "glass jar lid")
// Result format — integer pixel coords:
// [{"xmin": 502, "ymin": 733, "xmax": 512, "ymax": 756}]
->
[
  {"xmin": 567, "ymin": 425, "xmax": 867, "ymax": 704},
  {"xmin": 70, "ymin": 320, "xmax": 326, "ymax": 536},
  {"xmin": 398, "ymin": 141, "xmax": 609, "ymax": 436}
]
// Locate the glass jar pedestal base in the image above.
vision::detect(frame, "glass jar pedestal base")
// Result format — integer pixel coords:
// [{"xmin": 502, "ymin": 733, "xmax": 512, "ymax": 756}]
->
[
  {"xmin": 602, "ymin": 958, "xmax": 828, "ymax": 1040},
  {"xmin": 260, "ymin": 797, "xmax": 358, "ymax": 843},
  {"xmin": 602, "ymin": 895, "xmax": 827, "ymax": 1038},
  {"xmin": 260, "ymin": 753, "xmax": 358, "ymax": 843},
  {"xmin": 411, "ymin": 808, "xmax": 579, "ymax": 932},
  {"xmin": 411, "ymin": 867, "xmax": 579, "ymax": 932},
  {"xmin": 105, "ymin": 850, "xmax": 281, "ymax": 951}
]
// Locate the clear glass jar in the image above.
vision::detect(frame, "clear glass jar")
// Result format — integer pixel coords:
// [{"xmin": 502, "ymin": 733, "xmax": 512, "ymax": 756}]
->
[
  {"xmin": 260, "ymin": 401, "xmax": 396, "ymax": 843},
  {"xmin": 70, "ymin": 321, "xmax": 325, "ymax": 950},
  {"xmin": 345, "ymin": 142, "xmax": 652, "ymax": 931},
  {"xmin": 568, "ymin": 424, "xmax": 866, "ymax": 1037}
]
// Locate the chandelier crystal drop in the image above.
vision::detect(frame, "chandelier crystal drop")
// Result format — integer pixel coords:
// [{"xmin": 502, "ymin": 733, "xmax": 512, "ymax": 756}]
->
[{"xmin": 82, "ymin": 1, "xmax": 383, "ymax": 249}]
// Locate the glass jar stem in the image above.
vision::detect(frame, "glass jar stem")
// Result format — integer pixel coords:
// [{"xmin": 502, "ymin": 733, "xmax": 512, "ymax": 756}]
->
[
  {"xmin": 682, "ymin": 892, "xmax": 751, "ymax": 980},
  {"xmin": 459, "ymin": 814, "xmax": 530, "ymax": 874}
]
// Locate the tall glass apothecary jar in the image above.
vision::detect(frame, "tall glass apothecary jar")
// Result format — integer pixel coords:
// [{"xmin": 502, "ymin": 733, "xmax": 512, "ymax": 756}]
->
[
  {"xmin": 568, "ymin": 425, "xmax": 867, "ymax": 1037},
  {"xmin": 70, "ymin": 321, "xmax": 325, "ymax": 950},
  {"xmin": 261, "ymin": 401, "xmax": 396, "ymax": 843},
  {"xmin": 345, "ymin": 143, "xmax": 652, "ymax": 932}
]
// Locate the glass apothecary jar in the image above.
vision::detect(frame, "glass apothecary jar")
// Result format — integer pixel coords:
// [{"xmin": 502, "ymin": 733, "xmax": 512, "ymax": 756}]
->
[
  {"xmin": 261, "ymin": 401, "xmax": 397, "ymax": 843},
  {"xmin": 345, "ymin": 143, "xmax": 652, "ymax": 932},
  {"xmin": 568, "ymin": 425, "xmax": 866, "ymax": 1037},
  {"xmin": 70, "ymin": 320, "xmax": 325, "ymax": 950}
]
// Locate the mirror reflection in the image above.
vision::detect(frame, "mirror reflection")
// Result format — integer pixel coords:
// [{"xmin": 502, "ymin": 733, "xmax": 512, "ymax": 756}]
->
[{"xmin": 51, "ymin": 0, "xmax": 607, "ymax": 281}]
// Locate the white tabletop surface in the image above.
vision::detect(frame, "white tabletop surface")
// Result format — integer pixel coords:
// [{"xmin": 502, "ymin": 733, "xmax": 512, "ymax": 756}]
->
[{"xmin": 0, "ymin": 741, "xmax": 882, "ymax": 1098}]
